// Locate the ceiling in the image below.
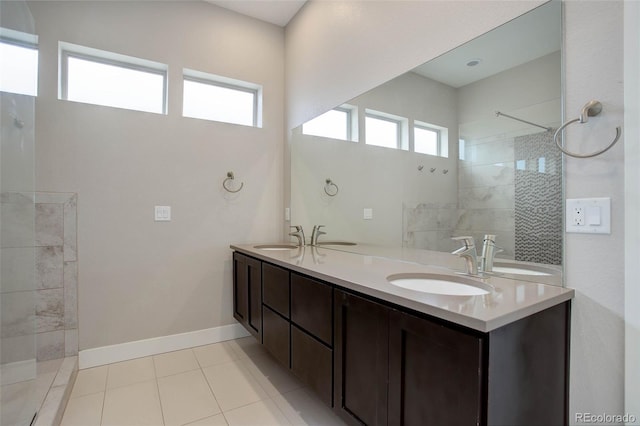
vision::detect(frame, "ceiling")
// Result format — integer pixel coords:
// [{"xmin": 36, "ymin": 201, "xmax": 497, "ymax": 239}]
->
[
  {"xmin": 412, "ymin": 2, "xmax": 561, "ymax": 88},
  {"xmin": 205, "ymin": 0, "xmax": 307, "ymax": 27}
]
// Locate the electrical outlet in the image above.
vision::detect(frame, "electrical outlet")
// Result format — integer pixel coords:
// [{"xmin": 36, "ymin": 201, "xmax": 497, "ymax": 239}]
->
[
  {"xmin": 566, "ymin": 198, "xmax": 611, "ymax": 234},
  {"xmin": 573, "ymin": 207, "xmax": 585, "ymax": 225}
]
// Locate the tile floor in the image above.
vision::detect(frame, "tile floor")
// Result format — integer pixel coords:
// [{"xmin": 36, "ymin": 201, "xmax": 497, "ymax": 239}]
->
[{"xmin": 60, "ymin": 337, "xmax": 348, "ymax": 426}]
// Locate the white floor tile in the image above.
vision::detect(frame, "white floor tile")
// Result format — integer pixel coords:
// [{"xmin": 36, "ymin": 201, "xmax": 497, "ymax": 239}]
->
[
  {"xmin": 183, "ymin": 413, "xmax": 228, "ymax": 425},
  {"xmin": 226, "ymin": 337, "xmax": 264, "ymax": 359},
  {"xmin": 70, "ymin": 365, "xmax": 107, "ymax": 398},
  {"xmin": 193, "ymin": 342, "xmax": 239, "ymax": 368},
  {"xmin": 273, "ymin": 388, "xmax": 347, "ymax": 426},
  {"xmin": 241, "ymin": 353, "xmax": 304, "ymax": 397},
  {"xmin": 106, "ymin": 356, "xmax": 155, "ymax": 389},
  {"xmin": 157, "ymin": 369, "xmax": 220, "ymax": 426},
  {"xmin": 223, "ymin": 399, "xmax": 291, "ymax": 426},
  {"xmin": 153, "ymin": 349, "xmax": 200, "ymax": 378},
  {"xmin": 202, "ymin": 360, "xmax": 268, "ymax": 412},
  {"xmin": 59, "ymin": 392, "xmax": 103, "ymax": 426},
  {"xmin": 101, "ymin": 379, "xmax": 164, "ymax": 426}
]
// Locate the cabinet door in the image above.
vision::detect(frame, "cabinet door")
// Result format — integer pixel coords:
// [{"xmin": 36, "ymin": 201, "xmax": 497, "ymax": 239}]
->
[
  {"xmin": 291, "ymin": 325, "xmax": 333, "ymax": 406},
  {"xmin": 263, "ymin": 305, "xmax": 290, "ymax": 368},
  {"xmin": 388, "ymin": 310, "xmax": 483, "ymax": 426},
  {"xmin": 233, "ymin": 252, "xmax": 262, "ymax": 340},
  {"xmin": 334, "ymin": 290, "xmax": 389, "ymax": 426},
  {"xmin": 291, "ymin": 273, "xmax": 333, "ymax": 345},
  {"xmin": 263, "ymin": 263, "xmax": 290, "ymax": 318}
]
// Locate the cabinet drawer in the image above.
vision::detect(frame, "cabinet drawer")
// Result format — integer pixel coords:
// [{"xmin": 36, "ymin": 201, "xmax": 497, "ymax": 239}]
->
[
  {"xmin": 262, "ymin": 305, "xmax": 290, "ymax": 368},
  {"xmin": 291, "ymin": 273, "xmax": 333, "ymax": 345},
  {"xmin": 291, "ymin": 325, "xmax": 332, "ymax": 406},
  {"xmin": 263, "ymin": 263, "xmax": 290, "ymax": 318}
]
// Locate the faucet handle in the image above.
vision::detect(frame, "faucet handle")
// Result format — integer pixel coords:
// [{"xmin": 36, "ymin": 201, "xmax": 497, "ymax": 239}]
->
[
  {"xmin": 452, "ymin": 236, "xmax": 476, "ymax": 248},
  {"xmin": 290, "ymin": 225, "xmax": 302, "ymax": 232}
]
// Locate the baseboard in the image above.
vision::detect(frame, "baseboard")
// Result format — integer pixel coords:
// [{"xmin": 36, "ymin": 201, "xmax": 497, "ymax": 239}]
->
[{"xmin": 78, "ymin": 323, "xmax": 250, "ymax": 369}]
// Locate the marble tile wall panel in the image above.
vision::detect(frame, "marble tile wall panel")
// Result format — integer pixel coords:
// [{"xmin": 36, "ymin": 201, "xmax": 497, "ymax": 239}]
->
[
  {"xmin": 62, "ymin": 195, "xmax": 77, "ymax": 262},
  {"xmin": 36, "ymin": 330, "xmax": 64, "ymax": 362},
  {"xmin": 35, "ymin": 204, "xmax": 63, "ymax": 247},
  {"xmin": 63, "ymin": 261, "xmax": 77, "ymax": 330},
  {"xmin": 455, "ymin": 209, "xmax": 515, "ymax": 233},
  {"xmin": 1, "ymin": 291, "xmax": 35, "ymax": 338},
  {"xmin": 36, "ymin": 289, "xmax": 64, "ymax": 333},
  {"xmin": 1, "ymin": 248, "xmax": 36, "ymax": 293},
  {"xmin": 64, "ymin": 329, "xmax": 78, "ymax": 357},
  {"xmin": 35, "ymin": 247, "xmax": 63, "ymax": 290},
  {"xmin": 1, "ymin": 192, "xmax": 35, "ymax": 248},
  {"xmin": 459, "ymin": 163, "xmax": 515, "ymax": 188},
  {"xmin": 1, "ymin": 335, "xmax": 36, "ymax": 365},
  {"xmin": 458, "ymin": 185, "xmax": 515, "ymax": 210}
]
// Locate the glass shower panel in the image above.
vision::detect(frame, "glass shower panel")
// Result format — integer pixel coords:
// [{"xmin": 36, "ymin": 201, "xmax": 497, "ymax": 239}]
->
[{"xmin": 0, "ymin": 1, "xmax": 37, "ymax": 424}]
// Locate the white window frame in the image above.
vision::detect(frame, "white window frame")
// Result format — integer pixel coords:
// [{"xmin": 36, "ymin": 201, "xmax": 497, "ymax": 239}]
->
[
  {"xmin": 182, "ymin": 68, "xmax": 262, "ymax": 128},
  {"xmin": 0, "ymin": 27, "xmax": 38, "ymax": 96},
  {"xmin": 59, "ymin": 41, "xmax": 168, "ymax": 114},
  {"xmin": 414, "ymin": 120, "xmax": 449, "ymax": 158},
  {"xmin": 301, "ymin": 104, "xmax": 358, "ymax": 142},
  {"xmin": 365, "ymin": 109, "xmax": 408, "ymax": 150}
]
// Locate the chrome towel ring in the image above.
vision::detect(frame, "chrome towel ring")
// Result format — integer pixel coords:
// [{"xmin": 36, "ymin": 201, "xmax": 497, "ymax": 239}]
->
[
  {"xmin": 324, "ymin": 178, "xmax": 339, "ymax": 196},
  {"xmin": 554, "ymin": 100, "xmax": 621, "ymax": 158},
  {"xmin": 222, "ymin": 171, "xmax": 244, "ymax": 193}
]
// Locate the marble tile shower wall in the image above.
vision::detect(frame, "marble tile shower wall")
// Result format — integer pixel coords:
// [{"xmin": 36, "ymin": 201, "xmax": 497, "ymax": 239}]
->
[
  {"xmin": 1, "ymin": 192, "xmax": 78, "ymax": 363},
  {"xmin": 403, "ymin": 134, "xmax": 516, "ymax": 257}
]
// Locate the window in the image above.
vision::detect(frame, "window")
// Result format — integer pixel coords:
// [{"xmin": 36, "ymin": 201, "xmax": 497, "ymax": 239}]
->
[
  {"xmin": 414, "ymin": 120, "xmax": 449, "ymax": 157},
  {"xmin": 302, "ymin": 106, "xmax": 356, "ymax": 141},
  {"xmin": 459, "ymin": 139, "xmax": 466, "ymax": 161},
  {"xmin": 365, "ymin": 110, "xmax": 407, "ymax": 150},
  {"xmin": 60, "ymin": 42, "xmax": 167, "ymax": 114},
  {"xmin": 0, "ymin": 28, "xmax": 38, "ymax": 96},
  {"xmin": 414, "ymin": 126, "xmax": 439, "ymax": 156},
  {"xmin": 183, "ymin": 69, "xmax": 261, "ymax": 127}
]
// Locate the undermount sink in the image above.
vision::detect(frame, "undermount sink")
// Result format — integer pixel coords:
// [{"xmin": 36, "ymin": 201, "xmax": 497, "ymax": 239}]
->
[
  {"xmin": 254, "ymin": 244, "xmax": 299, "ymax": 251},
  {"xmin": 316, "ymin": 241, "xmax": 357, "ymax": 246},
  {"xmin": 387, "ymin": 273, "xmax": 491, "ymax": 296},
  {"xmin": 491, "ymin": 263, "xmax": 553, "ymax": 276}
]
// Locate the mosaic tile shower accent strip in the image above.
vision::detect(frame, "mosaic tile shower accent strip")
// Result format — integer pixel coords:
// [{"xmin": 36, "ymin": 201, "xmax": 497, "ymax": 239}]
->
[{"xmin": 514, "ymin": 131, "xmax": 562, "ymax": 265}]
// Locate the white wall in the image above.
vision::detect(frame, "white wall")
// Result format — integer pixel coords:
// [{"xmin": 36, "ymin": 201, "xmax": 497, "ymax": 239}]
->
[
  {"xmin": 290, "ymin": 72, "xmax": 458, "ymax": 246},
  {"xmin": 563, "ymin": 1, "xmax": 625, "ymax": 421},
  {"xmin": 28, "ymin": 1, "xmax": 285, "ymax": 350},
  {"xmin": 624, "ymin": 1, "xmax": 640, "ymax": 423},
  {"xmin": 286, "ymin": 0, "xmax": 627, "ymax": 421}
]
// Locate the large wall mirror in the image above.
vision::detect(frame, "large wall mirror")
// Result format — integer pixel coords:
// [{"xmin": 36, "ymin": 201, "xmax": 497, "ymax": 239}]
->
[{"xmin": 290, "ymin": 2, "xmax": 562, "ymax": 282}]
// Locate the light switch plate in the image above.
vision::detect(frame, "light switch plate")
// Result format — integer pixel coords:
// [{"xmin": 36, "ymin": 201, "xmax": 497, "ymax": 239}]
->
[
  {"xmin": 566, "ymin": 198, "xmax": 610, "ymax": 234},
  {"xmin": 155, "ymin": 206, "xmax": 171, "ymax": 221},
  {"xmin": 363, "ymin": 208, "xmax": 373, "ymax": 220}
]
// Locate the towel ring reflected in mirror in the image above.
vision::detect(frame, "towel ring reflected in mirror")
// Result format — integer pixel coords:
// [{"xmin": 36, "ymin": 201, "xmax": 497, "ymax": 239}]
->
[
  {"xmin": 222, "ymin": 171, "xmax": 244, "ymax": 193},
  {"xmin": 554, "ymin": 100, "xmax": 622, "ymax": 159},
  {"xmin": 324, "ymin": 178, "xmax": 339, "ymax": 196}
]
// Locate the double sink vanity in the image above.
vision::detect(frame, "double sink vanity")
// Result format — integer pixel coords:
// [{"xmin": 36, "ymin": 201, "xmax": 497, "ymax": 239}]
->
[{"xmin": 231, "ymin": 239, "xmax": 573, "ymax": 426}]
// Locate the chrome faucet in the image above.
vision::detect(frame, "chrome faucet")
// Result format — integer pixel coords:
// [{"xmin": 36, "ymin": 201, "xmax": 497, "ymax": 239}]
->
[
  {"xmin": 311, "ymin": 225, "xmax": 326, "ymax": 245},
  {"xmin": 451, "ymin": 236, "xmax": 479, "ymax": 275},
  {"xmin": 289, "ymin": 225, "xmax": 306, "ymax": 247},
  {"xmin": 480, "ymin": 234, "xmax": 503, "ymax": 273}
]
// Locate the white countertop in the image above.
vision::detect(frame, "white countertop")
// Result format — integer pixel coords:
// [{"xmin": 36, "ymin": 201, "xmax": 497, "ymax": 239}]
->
[{"xmin": 231, "ymin": 243, "xmax": 574, "ymax": 333}]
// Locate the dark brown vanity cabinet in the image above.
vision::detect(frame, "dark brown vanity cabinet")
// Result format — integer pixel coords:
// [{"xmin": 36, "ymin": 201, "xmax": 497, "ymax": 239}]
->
[
  {"xmin": 262, "ymin": 262, "xmax": 291, "ymax": 367},
  {"xmin": 334, "ymin": 288, "xmax": 569, "ymax": 426},
  {"xmin": 334, "ymin": 290, "xmax": 390, "ymax": 426},
  {"xmin": 232, "ymin": 252, "xmax": 569, "ymax": 426},
  {"xmin": 232, "ymin": 252, "xmax": 262, "ymax": 340},
  {"xmin": 387, "ymin": 310, "xmax": 483, "ymax": 426},
  {"xmin": 290, "ymin": 273, "xmax": 334, "ymax": 405}
]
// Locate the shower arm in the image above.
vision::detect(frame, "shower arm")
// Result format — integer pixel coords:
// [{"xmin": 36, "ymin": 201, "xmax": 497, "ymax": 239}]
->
[{"xmin": 495, "ymin": 111, "xmax": 552, "ymax": 132}]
